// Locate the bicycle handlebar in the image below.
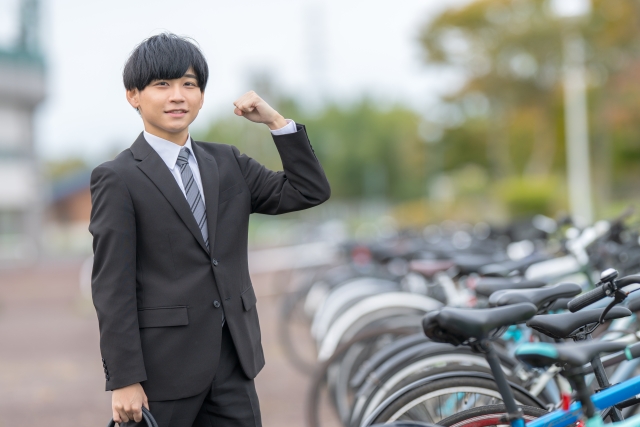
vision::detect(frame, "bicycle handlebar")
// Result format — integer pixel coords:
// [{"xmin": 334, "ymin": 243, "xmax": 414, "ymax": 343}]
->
[
  {"xmin": 567, "ymin": 274, "xmax": 640, "ymax": 313},
  {"xmin": 614, "ymin": 275, "xmax": 640, "ymax": 288},
  {"xmin": 567, "ymin": 286, "xmax": 609, "ymax": 312}
]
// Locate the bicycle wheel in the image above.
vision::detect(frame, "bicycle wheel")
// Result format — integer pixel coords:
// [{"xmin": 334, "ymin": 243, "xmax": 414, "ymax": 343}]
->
[
  {"xmin": 368, "ymin": 376, "xmax": 543, "ymax": 425},
  {"xmin": 278, "ymin": 275, "xmax": 319, "ymax": 375},
  {"xmin": 353, "ymin": 341, "xmax": 530, "ymax": 427},
  {"xmin": 438, "ymin": 404, "xmax": 548, "ymax": 427},
  {"xmin": 306, "ymin": 327, "xmax": 417, "ymax": 427}
]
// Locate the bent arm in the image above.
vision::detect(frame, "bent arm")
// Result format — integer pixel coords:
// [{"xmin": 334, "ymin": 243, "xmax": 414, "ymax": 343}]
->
[
  {"xmin": 89, "ymin": 165, "xmax": 147, "ymax": 390},
  {"xmin": 234, "ymin": 123, "xmax": 331, "ymax": 214}
]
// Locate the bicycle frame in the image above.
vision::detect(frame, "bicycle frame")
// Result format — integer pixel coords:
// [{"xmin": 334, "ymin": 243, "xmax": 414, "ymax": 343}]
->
[{"xmin": 525, "ymin": 375, "xmax": 640, "ymax": 427}]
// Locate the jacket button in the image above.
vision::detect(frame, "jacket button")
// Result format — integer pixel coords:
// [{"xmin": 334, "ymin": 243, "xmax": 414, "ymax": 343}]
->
[
  {"xmin": 213, "ymin": 300, "xmax": 221, "ymax": 308},
  {"xmin": 212, "ymin": 259, "xmax": 218, "ymax": 266},
  {"xmin": 106, "ymin": 375, "xmax": 110, "ymax": 381}
]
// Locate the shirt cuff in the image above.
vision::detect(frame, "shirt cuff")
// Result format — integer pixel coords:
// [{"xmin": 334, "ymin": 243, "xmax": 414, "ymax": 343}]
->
[{"xmin": 270, "ymin": 119, "xmax": 297, "ymax": 136}]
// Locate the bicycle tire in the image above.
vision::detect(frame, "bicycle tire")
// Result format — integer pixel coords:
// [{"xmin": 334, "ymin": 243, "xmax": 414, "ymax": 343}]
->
[
  {"xmin": 351, "ymin": 345, "xmax": 528, "ymax": 427},
  {"xmin": 368, "ymin": 376, "xmax": 544, "ymax": 425},
  {"xmin": 305, "ymin": 327, "xmax": 416, "ymax": 427},
  {"xmin": 353, "ymin": 364, "xmax": 501, "ymax": 427},
  {"xmin": 278, "ymin": 279, "xmax": 318, "ymax": 374},
  {"xmin": 438, "ymin": 404, "xmax": 548, "ymax": 427}
]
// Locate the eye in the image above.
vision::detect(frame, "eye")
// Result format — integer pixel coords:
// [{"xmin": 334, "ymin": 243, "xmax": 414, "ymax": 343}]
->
[
  {"xmin": 185, "ymin": 82, "xmax": 198, "ymax": 87},
  {"xmin": 155, "ymin": 81, "xmax": 168, "ymax": 86}
]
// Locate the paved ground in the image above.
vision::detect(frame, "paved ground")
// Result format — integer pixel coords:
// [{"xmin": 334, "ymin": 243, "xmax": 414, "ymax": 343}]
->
[{"xmin": 0, "ymin": 259, "xmax": 328, "ymax": 427}]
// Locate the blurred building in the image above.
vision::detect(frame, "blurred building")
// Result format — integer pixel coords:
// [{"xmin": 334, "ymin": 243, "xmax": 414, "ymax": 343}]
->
[
  {"xmin": 49, "ymin": 170, "xmax": 92, "ymax": 225},
  {"xmin": 0, "ymin": 0, "xmax": 46, "ymax": 262},
  {"xmin": 44, "ymin": 169, "xmax": 93, "ymax": 255}
]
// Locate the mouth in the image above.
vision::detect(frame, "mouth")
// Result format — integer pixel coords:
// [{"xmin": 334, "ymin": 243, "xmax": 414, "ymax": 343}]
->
[{"xmin": 165, "ymin": 109, "xmax": 188, "ymax": 117}]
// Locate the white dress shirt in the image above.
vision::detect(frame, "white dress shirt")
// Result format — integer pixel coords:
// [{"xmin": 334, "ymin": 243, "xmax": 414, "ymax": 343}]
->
[{"xmin": 143, "ymin": 119, "xmax": 297, "ymax": 202}]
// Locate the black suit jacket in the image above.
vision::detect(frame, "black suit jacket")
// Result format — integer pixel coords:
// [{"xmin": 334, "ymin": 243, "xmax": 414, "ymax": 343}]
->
[{"xmin": 89, "ymin": 124, "xmax": 330, "ymax": 401}]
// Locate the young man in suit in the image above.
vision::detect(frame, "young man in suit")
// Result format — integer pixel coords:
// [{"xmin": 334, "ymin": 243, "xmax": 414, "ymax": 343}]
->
[{"xmin": 89, "ymin": 33, "xmax": 331, "ymax": 426}]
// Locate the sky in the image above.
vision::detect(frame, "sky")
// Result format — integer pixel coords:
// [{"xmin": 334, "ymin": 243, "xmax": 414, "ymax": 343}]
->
[{"xmin": 1, "ymin": 0, "xmax": 469, "ymax": 162}]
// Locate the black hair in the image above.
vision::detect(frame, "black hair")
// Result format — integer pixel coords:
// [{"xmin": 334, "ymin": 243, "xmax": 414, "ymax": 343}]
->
[{"xmin": 123, "ymin": 33, "xmax": 209, "ymax": 92}]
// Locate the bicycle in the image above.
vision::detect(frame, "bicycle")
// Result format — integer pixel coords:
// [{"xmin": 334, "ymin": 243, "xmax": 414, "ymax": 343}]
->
[{"xmin": 364, "ymin": 272, "xmax": 640, "ymax": 427}]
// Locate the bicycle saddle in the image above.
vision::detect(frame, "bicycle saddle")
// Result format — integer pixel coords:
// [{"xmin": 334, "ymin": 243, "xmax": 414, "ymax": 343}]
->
[
  {"xmin": 479, "ymin": 253, "xmax": 550, "ymax": 276},
  {"xmin": 526, "ymin": 306, "xmax": 632, "ymax": 339},
  {"xmin": 422, "ymin": 302, "xmax": 537, "ymax": 345},
  {"xmin": 409, "ymin": 259, "xmax": 455, "ymax": 277},
  {"xmin": 488, "ymin": 282, "xmax": 582, "ymax": 311},
  {"xmin": 452, "ymin": 254, "xmax": 506, "ymax": 274},
  {"xmin": 515, "ymin": 340, "xmax": 627, "ymax": 369},
  {"xmin": 626, "ymin": 293, "xmax": 640, "ymax": 312},
  {"xmin": 474, "ymin": 277, "xmax": 547, "ymax": 298}
]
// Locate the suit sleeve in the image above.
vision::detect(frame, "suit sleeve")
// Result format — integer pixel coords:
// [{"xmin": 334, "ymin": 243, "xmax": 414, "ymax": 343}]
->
[
  {"xmin": 233, "ymin": 123, "xmax": 331, "ymax": 214},
  {"xmin": 89, "ymin": 164, "xmax": 147, "ymax": 391}
]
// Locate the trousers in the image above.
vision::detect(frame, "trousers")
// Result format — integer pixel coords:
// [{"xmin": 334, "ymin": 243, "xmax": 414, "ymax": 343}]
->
[{"xmin": 122, "ymin": 323, "xmax": 262, "ymax": 427}]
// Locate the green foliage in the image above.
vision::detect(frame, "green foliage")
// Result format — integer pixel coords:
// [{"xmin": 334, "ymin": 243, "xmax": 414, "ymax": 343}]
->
[
  {"xmin": 494, "ymin": 175, "xmax": 565, "ymax": 217},
  {"xmin": 197, "ymin": 97, "xmax": 427, "ymax": 202},
  {"xmin": 417, "ymin": 0, "xmax": 640, "ymax": 217},
  {"xmin": 305, "ymin": 100, "xmax": 426, "ymax": 200}
]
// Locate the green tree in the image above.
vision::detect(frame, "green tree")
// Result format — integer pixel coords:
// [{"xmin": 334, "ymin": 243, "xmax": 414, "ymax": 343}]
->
[
  {"xmin": 305, "ymin": 100, "xmax": 425, "ymax": 200},
  {"xmin": 418, "ymin": 0, "xmax": 640, "ymax": 214},
  {"xmin": 197, "ymin": 97, "xmax": 426, "ymax": 202}
]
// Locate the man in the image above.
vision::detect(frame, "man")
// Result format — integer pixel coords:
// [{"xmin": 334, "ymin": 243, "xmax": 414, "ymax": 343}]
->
[{"xmin": 89, "ymin": 33, "xmax": 331, "ymax": 427}]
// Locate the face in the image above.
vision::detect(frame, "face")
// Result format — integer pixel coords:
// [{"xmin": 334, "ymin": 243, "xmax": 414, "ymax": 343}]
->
[{"xmin": 126, "ymin": 67, "xmax": 204, "ymax": 144}]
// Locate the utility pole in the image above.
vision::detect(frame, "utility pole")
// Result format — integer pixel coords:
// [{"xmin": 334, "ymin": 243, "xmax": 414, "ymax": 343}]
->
[
  {"xmin": 551, "ymin": 0, "xmax": 593, "ymax": 226},
  {"xmin": 562, "ymin": 32, "xmax": 593, "ymax": 226}
]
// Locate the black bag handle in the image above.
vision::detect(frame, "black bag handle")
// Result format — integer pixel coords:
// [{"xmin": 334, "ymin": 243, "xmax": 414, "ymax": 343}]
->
[{"xmin": 107, "ymin": 407, "xmax": 159, "ymax": 427}]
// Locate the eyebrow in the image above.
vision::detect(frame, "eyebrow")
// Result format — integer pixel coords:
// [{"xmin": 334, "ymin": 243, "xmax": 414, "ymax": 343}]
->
[{"xmin": 184, "ymin": 73, "xmax": 198, "ymax": 79}]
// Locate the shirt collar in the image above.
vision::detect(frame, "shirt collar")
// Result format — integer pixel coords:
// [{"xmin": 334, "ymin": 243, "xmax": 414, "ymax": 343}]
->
[{"xmin": 143, "ymin": 131, "xmax": 198, "ymax": 170}]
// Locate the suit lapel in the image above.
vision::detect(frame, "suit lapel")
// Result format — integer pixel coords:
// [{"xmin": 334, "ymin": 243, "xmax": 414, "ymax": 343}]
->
[
  {"xmin": 130, "ymin": 133, "xmax": 209, "ymax": 254},
  {"xmin": 191, "ymin": 139, "xmax": 219, "ymax": 256}
]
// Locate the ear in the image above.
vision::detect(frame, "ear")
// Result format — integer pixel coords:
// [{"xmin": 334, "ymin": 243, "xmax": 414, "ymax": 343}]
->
[
  {"xmin": 126, "ymin": 88, "xmax": 140, "ymax": 110},
  {"xmin": 199, "ymin": 91, "xmax": 205, "ymax": 110}
]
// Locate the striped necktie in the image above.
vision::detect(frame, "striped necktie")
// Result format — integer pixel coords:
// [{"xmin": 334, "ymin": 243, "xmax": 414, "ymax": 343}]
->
[
  {"xmin": 176, "ymin": 147, "xmax": 209, "ymax": 251},
  {"xmin": 176, "ymin": 147, "xmax": 225, "ymax": 326}
]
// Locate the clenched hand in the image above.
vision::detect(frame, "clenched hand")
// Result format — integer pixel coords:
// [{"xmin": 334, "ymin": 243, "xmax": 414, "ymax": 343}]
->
[
  {"xmin": 233, "ymin": 91, "xmax": 288, "ymax": 130},
  {"xmin": 112, "ymin": 382, "xmax": 149, "ymax": 423}
]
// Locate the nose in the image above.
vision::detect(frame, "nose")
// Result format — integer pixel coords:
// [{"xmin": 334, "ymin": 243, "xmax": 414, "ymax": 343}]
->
[{"xmin": 168, "ymin": 85, "xmax": 187, "ymax": 103}]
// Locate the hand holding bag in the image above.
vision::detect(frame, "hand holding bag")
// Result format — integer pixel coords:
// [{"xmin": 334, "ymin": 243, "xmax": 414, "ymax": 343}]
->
[{"xmin": 107, "ymin": 407, "xmax": 159, "ymax": 427}]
